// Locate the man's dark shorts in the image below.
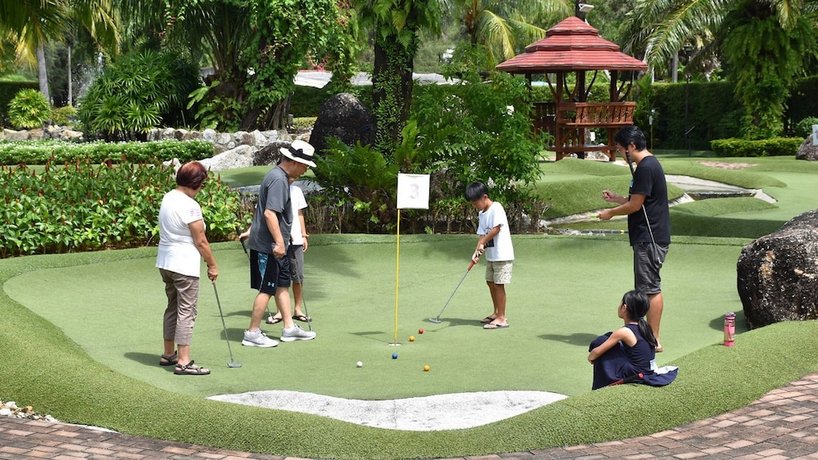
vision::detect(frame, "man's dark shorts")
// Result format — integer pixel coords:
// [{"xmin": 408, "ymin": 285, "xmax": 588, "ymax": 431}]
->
[
  {"xmin": 633, "ymin": 242, "xmax": 669, "ymax": 295},
  {"xmin": 250, "ymin": 249, "xmax": 291, "ymax": 295}
]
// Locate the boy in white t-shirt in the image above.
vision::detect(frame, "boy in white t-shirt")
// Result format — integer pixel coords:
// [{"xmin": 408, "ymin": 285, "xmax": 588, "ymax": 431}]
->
[
  {"xmin": 265, "ymin": 183, "xmax": 311, "ymax": 324},
  {"xmin": 466, "ymin": 182, "xmax": 514, "ymax": 330}
]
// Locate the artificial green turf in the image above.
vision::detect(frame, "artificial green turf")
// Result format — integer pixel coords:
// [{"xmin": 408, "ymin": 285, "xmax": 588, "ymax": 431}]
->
[
  {"xmin": 660, "ymin": 159, "xmax": 785, "ymax": 189},
  {"xmin": 5, "ymin": 235, "xmax": 744, "ymax": 399},
  {"xmin": 2, "ymin": 243, "xmax": 818, "ymax": 458},
  {"xmin": 536, "ymin": 162, "xmax": 686, "ymax": 218}
]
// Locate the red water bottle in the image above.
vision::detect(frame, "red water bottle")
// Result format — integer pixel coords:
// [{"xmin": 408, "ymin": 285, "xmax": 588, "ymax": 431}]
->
[{"xmin": 724, "ymin": 312, "xmax": 736, "ymax": 347}]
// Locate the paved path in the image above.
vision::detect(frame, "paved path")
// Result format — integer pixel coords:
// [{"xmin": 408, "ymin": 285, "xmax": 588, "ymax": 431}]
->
[{"xmin": 4, "ymin": 374, "xmax": 818, "ymax": 459}]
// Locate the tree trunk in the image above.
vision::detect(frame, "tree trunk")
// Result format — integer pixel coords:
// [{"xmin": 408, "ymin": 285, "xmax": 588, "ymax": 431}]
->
[
  {"xmin": 67, "ymin": 45, "xmax": 73, "ymax": 106},
  {"xmin": 372, "ymin": 34, "xmax": 415, "ymax": 157},
  {"xmin": 37, "ymin": 43, "xmax": 50, "ymax": 103},
  {"xmin": 671, "ymin": 53, "xmax": 679, "ymax": 83}
]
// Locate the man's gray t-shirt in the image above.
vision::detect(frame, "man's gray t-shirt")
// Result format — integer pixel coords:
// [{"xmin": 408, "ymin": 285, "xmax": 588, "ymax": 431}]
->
[{"xmin": 249, "ymin": 166, "xmax": 292, "ymax": 254}]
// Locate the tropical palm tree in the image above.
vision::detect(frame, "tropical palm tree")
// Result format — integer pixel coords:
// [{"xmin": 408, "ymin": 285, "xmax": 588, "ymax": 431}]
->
[
  {"xmin": 354, "ymin": 0, "xmax": 445, "ymax": 155},
  {"xmin": 621, "ymin": 0, "xmax": 818, "ymax": 137},
  {"xmin": 0, "ymin": 0, "xmax": 118, "ymax": 102},
  {"xmin": 455, "ymin": 0, "xmax": 573, "ymax": 65}
]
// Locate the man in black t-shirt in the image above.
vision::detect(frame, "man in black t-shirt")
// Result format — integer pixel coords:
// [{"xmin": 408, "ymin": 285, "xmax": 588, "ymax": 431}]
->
[{"xmin": 598, "ymin": 126, "xmax": 670, "ymax": 352}]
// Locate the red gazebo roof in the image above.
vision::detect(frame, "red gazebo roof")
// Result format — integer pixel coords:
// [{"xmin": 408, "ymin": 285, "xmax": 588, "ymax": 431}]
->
[{"xmin": 496, "ymin": 16, "xmax": 647, "ymax": 73}]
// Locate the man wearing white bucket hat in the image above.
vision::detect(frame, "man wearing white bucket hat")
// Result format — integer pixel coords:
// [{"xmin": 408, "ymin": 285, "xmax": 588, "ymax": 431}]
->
[{"xmin": 241, "ymin": 140, "xmax": 318, "ymax": 348}]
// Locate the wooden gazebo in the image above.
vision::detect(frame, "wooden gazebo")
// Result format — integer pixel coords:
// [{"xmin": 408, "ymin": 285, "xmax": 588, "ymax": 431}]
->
[{"xmin": 496, "ymin": 17, "xmax": 648, "ymax": 161}]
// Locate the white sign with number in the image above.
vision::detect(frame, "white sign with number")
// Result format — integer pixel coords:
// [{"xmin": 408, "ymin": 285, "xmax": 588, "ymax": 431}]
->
[
  {"xmin": 813, "ymin": 124, "xmax": 818, "ymax": 146},
  {"xmin": 396, "ymin": 173, "xmax": 430, "ymax": 210}
]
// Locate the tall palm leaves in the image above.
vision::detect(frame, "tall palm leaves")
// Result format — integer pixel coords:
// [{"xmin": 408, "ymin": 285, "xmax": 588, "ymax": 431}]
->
[
  {"xmin": 0, "ymin": 0, "xmax": 120, "ymax": 101},
  {"xmin": 623, "ymin": 0, "xmax": 818, "ymax": 137},
  {"xmin": 457, "ymin": 0, "xmax": 573, "ymax": 64}
]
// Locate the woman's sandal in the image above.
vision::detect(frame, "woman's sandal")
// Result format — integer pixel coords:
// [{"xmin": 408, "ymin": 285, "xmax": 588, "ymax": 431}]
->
[
  {"xmin": 159, "ymin": 352, "xmax": 178, "ymax": 366},
  {"xmin": 480, "ymin": 316, "xmax": 497, "ymax": 324},
  {"xmin": 483, "ymin": 322, "xmax": 509, "ymax": 330},
  {"xmin": 174, "ymin": 360, "xmax": 210, "ymax": 376}
]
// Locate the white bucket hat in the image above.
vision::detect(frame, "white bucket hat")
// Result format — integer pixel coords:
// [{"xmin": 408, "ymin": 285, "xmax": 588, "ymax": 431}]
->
[{"xmin": 280, "ymin": 140, "xmax": 317, "ymax": 168}]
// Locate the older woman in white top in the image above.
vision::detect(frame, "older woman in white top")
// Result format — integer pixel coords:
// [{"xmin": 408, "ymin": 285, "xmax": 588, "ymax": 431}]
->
[{"xmin": 155, "ymin": 161, "xmax": 218, "ymax": 375}]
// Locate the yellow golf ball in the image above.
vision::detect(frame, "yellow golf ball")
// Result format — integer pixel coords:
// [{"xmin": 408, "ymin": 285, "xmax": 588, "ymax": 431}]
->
[
  {"xmin": 423, "ymin": 364, "xmax": 431, "ymax": 372},
  {"xmin": 409, "ymin": 335, "xmax": 416, "ymax": 342}
]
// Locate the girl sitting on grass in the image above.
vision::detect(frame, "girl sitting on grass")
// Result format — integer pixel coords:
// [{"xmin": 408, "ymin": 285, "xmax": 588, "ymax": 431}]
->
[{"xmin": 588, "ymin": 290, "xmax": 658, "ymax": 390}]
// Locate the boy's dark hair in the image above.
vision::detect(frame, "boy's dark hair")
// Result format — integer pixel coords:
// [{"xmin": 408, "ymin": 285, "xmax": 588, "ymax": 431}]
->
[
  {"xmin": 614, "ymin": 125, "xmax": 647, "ymax": 151},
  {"xmin": 464, "ymin": 182, "xmax": 489, "ymax": 201}
]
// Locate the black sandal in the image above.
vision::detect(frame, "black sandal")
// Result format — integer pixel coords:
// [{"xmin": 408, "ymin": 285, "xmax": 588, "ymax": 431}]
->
[
  {"xmin": 159, "ymin": 352, "xmax": 178, "ymax": 366},
  {"xmin": 293, "ymin": 314, "xmax": 311, "ymax": 323},
  {"xmin": 174, "ymin": 360, "xmax": 210, "ymax": 376}
]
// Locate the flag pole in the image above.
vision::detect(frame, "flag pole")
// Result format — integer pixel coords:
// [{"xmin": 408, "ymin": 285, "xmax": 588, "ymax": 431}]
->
[{"xmin": 393, "ymin": 208, "xmax": 401, "ymax": 346}]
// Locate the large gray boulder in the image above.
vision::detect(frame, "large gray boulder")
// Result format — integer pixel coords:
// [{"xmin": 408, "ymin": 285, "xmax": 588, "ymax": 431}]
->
[
  {"xmin": 199, "ymin": 145, "xmax": 256, "ymax": 171},
  {"xmin": 737, "ymin": 209, "xmax": 818, "ymax": 328},
  {"xmin": 796, "ymin": 136, "xmax": 818, "ymax": 161},
  {"xmin": 3, "ymin": 129, "xmax": 29, "ymax": 141},
  {"xmin": 310, "ymin": 93, "xmax": 374, "ymax": 155}
]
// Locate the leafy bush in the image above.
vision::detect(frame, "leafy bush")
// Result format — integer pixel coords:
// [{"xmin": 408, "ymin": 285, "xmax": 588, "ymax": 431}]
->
[
  {"xmin": 411, "ymin": 72, "xmax": 546, "ymax": 201},
  {"xmin": 710, "ymin": 137, "xmax": 803, "ymax": 157},
  {"xmin": 0, "ymin": 140, "xmax": 213, "ymax": 165},
  {"xmin": 51, "ymin": 106, "xmax": 78, "ymax": 126},
  {"xmin": 312, "ymin": 72, "xmax": 548, "ymax": 233},
  {"xmin": 0, "ymin": 80, "xmax": 38, "ymax": 125},
  {"xmin": 79, "ymin": 50, "xmax": 199, "ymax": 140},
  {"xmin": 788, "ymin": 75, "xmax": 818, "ymax": 127},
  {"xmin": 794, "ymin": 117, "xmax": 818, "ymax": 138},
  {"xmin": 8, "ymin": 89, "xmax": 51, "ymax": 129},
  {"xmin": 291, "ymin": 117, "xmax": 317, "ymax": 131},
  {"xmin": 0, "ymin": 161, "xmax": 241, "ymax": 257}
]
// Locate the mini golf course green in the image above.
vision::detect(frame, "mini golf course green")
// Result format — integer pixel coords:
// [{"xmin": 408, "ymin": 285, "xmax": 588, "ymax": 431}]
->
[{"xmin": 1, "ymin": 155, "xmax": 817, "ymax": 458}]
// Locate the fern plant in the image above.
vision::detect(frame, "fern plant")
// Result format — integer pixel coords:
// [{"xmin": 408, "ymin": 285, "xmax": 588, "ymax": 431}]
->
[{"xmin": 8, "ymin": 89, "xmax": 51, "ymax": 129}]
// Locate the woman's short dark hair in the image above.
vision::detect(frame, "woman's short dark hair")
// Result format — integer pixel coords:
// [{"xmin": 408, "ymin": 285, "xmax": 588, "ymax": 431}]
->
[
  {"xmin": 614, "ymin": 125, "xmax": 647, "ymax": 151},
  {"xmin": 176, "ymin": 161, "xmax": 208, "ymax": 189},
  {"xmin": 464, "ymin": 182, "xmax": 489, "ymax": 201}
]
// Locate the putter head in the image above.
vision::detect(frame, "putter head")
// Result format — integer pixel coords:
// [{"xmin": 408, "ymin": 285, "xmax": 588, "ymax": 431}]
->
[
  {"xmin": 428, "ymin": 317, "xmax": 442, "ymax": 324},
  {"xmin": 228, "ymin": 361, "xmax": 242, "ymax": 368}
]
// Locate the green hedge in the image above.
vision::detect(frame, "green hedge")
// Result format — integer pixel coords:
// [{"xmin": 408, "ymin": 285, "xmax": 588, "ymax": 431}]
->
[
  {"xmin": 0, "ymin": 81, "xmax": 39, "ymax": 126},
  {"xmin": 636, "ymin": 80, "xmax": 745, "ymax": 150},
  {"xmin": 710, "ymin": 137, "xmax": 803, "ymax": 157},
  {"xmin": 0, "ymin": 140, "xmax": 214, "ymax": 165},
  {"xmin": 0, "ymin": 161, "xmax": 241, "ymax": 257}
]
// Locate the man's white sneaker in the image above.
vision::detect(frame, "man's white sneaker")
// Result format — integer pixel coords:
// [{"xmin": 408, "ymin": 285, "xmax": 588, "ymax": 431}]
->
[
  {"xmin": 281, "ymin": 325, "xmax": 316, "ymax": 342},
  {"xmin": 242, "ymin": 329, "xmax": 279, "ymax": 347}
]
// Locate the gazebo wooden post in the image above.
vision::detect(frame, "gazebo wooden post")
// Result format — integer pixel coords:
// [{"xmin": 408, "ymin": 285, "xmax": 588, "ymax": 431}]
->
[
  {"xmin": 576, "ymin": 70, "xmax": 587, "ymax": 159},
  {"xmin": 555, "ymin": 72, "xmax": 565, "ymax": 161},
  {"xmin": 607, "ymin": 70, "xmax": 619, "ymax": 161}
]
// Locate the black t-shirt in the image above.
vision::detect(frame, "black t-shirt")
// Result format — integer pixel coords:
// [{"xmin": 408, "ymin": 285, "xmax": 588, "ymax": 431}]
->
[{"xmin": 628, "ymin": 155, "xmax": 670, "ymax": 246}]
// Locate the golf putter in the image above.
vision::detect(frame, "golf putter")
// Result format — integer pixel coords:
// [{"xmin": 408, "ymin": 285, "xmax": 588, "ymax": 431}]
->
[
  {"xmin": 239, "ymin": 236, "xmax": 276, "ymax": 322},
  {"xmin": 212, "ymin": 281, "xmax": 242, "ymax": 368},
  {"xmin": 428, "ymin": 259, "xmax": 477, "ymax": 323},
  {"xmin": 292, "ymin": 251, "xmax": 312, "ymax": 332}
]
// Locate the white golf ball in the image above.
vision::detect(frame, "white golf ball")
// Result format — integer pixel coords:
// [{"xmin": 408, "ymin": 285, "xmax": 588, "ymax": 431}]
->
[{"xmin": 356, "ymin": 361, "xmax": 363, "ymax": 368}]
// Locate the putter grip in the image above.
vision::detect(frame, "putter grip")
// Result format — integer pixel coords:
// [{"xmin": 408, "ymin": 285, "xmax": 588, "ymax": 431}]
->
[{"xmin": 467, "ymin": 260, "xmax": 476, "ymax": 271}]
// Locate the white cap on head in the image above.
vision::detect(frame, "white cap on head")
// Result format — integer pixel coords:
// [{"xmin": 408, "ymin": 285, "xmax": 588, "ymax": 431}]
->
[{"xmin": 280, "ymin": 140, "xmax": 317, "ymax": 168}]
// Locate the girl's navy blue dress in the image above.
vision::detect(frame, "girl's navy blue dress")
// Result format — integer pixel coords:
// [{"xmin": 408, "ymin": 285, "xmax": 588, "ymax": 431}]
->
[{"xmin": 589, "ymin": 324, "xmax": 655, "ymax": 390}]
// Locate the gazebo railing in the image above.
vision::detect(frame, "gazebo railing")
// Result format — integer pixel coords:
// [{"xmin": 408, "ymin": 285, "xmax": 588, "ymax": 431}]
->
[{"xmin": 557, "ymin": 102, "xmax": 636, "ymax": 127}]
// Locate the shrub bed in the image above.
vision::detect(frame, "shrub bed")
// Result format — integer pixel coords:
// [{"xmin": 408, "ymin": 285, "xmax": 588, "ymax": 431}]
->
[
  {"xmin": 710, "ymin": 137, "xmax": 803, "ymax": 157},
  {"xmin": 0, "ymin": 161, "xmax": 242, "ymax": 257},
  {"xmin": 0, "ymin": 140, "xmax": 214, "ymax": 165},
  {"xmin": 0, "ymin": 80, "xmax": 39, "ymax": 125}
]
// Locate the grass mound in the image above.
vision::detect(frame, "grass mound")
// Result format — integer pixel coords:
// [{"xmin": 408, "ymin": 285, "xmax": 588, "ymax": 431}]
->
[{"xmin": 2, "ymin": 237, "xmax": 817, "ymax": 458}]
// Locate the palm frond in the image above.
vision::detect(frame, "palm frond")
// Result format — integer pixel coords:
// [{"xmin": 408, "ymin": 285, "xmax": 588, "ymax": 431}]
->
[{"xmin": 476, "ymin": 9, "xmax": 516, "ymax": 61}]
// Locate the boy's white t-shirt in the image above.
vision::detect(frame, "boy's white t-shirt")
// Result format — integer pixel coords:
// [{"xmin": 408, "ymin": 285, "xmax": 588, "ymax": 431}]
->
[
  {"xmin": 155, "ymin": 189, "xmax": 205, "ymax": 277},
  {"xmin": 477, "ymin": 201, "xmax": 514, "ymax": 262},
  {"xmin": 289, "ymin": 185, "xmax": 308, "ymax": 246}
]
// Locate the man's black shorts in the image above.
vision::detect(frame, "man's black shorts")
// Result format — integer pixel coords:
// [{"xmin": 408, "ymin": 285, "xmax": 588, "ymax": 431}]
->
[
  {"xmin": 633, "ymin": 242, "xmax": 669, "ymax": 295},
  {"xmin": 250, "ymin": 249, "xmax": 291, "ymax": 295}
]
